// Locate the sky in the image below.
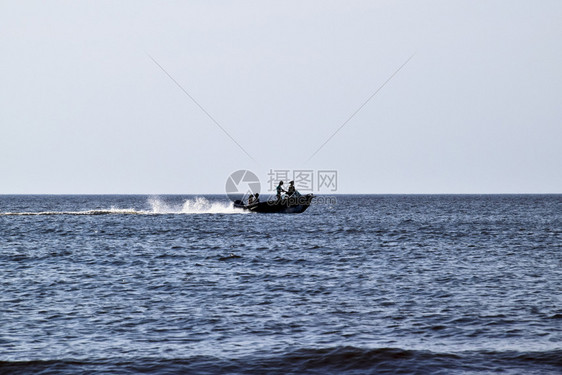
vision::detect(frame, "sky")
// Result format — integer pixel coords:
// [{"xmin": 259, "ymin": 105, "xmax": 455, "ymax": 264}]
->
[{"xmin": 1, "ymin": 1, "xmax": 561, "ymax": 194}]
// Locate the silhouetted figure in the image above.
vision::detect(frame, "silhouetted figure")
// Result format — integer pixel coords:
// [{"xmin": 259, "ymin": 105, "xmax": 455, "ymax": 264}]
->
[
  {"xmin": 276, "ymin": 181, "xmax": 286, "ymax": 201},
  {"xmin": 254, "ymin": 193, "xmax": 260, "ymax": 203},
  {"xmin": 248, "ymin": 194, "xmax": 254, "ymax": 205},
  {"xmin": 287, "ymin": 181, "xmax": 296, "ymax": 197}
]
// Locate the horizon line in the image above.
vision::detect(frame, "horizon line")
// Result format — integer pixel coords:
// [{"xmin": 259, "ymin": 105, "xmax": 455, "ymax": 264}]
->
[{"xmin": 0, "ymin": 192, "xmax": 560, "ymax": 196}]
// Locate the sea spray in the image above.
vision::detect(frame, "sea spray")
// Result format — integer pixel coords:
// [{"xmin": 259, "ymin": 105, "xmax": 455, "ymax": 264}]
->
[
  {"xmin": 149, "ymin": 196, "xmax": 245, "ymax": 214},
  {"xmin": 0, "ymin": 197, "xmax": 245, "ymax": 215}
]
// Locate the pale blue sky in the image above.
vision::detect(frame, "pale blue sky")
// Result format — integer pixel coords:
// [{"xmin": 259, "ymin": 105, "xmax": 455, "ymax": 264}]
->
[{"xmin": 1, "ymin": 1, "xmax": 561, "ymax": 194}]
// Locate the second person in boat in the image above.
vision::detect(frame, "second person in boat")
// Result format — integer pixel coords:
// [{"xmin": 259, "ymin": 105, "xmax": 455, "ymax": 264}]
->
[{"xmin": 287, "ymin": 181, "xmax": 296, "ymax": 197}]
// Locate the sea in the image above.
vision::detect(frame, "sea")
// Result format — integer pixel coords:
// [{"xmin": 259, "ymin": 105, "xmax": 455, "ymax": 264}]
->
[{"xmin": 1, "ymin": 194, "xmax": 560, "ymax": 374}]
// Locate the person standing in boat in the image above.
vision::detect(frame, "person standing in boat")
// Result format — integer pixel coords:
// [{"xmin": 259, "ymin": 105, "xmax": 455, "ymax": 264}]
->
[
  {"xmin": 276, "ymin": 181, "xmax": 286, "ymax": 201},
  {"xmin": 286, "ymin": 181, "xmax": 296, "ymax": 197},
  {"xmin": 254, "ymin": 193, "xmax": 260, "ymax": 203},
  {"xmin": 248, "ymin": 194, "xmax": 254, "ymax": 205}
]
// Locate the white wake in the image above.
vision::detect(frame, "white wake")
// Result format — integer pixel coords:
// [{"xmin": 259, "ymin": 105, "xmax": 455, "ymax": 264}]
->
[
  {"xmin": 0, "ymin": 197, "xmax": 245, "ymax": 216},
  {"xmin": 147, "ymin": 197, "xmax": 244, "ymax": 214}
]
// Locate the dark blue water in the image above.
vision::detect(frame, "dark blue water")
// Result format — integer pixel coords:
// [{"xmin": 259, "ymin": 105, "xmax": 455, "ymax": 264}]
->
[{"xmin": 1, "ymin": 195, "xmax": 561, "ymax": 374}]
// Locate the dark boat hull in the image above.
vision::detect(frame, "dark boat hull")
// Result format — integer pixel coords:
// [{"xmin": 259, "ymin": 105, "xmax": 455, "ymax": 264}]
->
[{"xmin": 233, "ymin": 194, "xmax": 314, "ymax": 214}]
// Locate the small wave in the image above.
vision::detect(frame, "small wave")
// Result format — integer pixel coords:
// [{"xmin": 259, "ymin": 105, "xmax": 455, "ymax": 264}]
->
[
  {"xmin": 1, "ymin": 347, "xmax": 560, "ymax": 374},
  {"xmin": 0, "ymin": 197, "xmax": 245, "ymax": 216}
]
